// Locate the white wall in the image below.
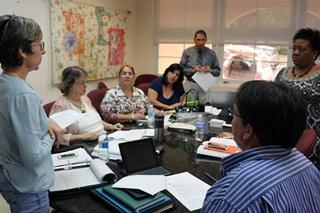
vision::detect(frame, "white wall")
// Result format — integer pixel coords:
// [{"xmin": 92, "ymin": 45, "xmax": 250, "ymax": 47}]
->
[{"xmin": 0, "ymin": 0, "xmax": 138, "ymax": 103}]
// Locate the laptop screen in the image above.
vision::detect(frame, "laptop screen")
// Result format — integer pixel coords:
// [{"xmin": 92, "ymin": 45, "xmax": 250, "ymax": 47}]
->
[{"xmin": 119, "ymin": 138, "xmax": 159, "ymax": 174}]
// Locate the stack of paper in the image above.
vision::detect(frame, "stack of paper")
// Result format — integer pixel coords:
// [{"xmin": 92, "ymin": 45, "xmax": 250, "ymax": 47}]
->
[
  {"xmin": 112, "ymin": 172, "xmax": 210, "ymax": 211},
  {"xmin": 92, "ymin": 129, "xmax": 155, "ymax": 160},
  {"xmin": 196, "ymin": 137, "xmax": 240, "ymax": 158}
]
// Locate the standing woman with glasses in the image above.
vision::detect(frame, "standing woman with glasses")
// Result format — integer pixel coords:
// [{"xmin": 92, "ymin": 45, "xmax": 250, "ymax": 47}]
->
[
  {"xmin": 275, "ymin": 28, "xmax": 320, "ymax": 168},
  {"xmin": 49, "ymin": 66, "xmax": 123, "ymax": 145},
  {"xmin": 0, "ymin": 15, "xmax": 65, "ymax": 212}
]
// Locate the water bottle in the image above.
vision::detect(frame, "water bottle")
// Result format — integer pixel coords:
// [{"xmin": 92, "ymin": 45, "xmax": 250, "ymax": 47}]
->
[
  {"xmin": 195, "ymin": 114, "xmax": 205, "ymax": 141},
  {"xmin": 147, "ymin": 105, "xmax": 155, "ymax": 128},
  {"xmin": 98, "ymin": 135, "xmax": 109, "ymax": 162}
]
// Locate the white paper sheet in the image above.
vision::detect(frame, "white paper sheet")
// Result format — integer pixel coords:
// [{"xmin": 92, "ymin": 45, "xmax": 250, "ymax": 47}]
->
[
  {"xmin": 49, "ymin": 109, "xmax": 83, "ymax": 128},
  {"xmin": 50, "ymin": 159, "xmax": 116, "ymax": 192},
  {"xmin": 192, "ymin": 72, "xmax": 217, "ymax": 92},
  {"xmin": 111, "ymin": 172, "xmax": 210, "ymax": 211},
  {"xmin": 52, "ymin": 147, "xmax": 92, "ymax": 167},
  {"xmin": 166, "ymin": 172, "xmax": 210, "ymax": 211},
  {"xmin": 112, "ymin": 175, "xmax": 166, "ymax": 195}
]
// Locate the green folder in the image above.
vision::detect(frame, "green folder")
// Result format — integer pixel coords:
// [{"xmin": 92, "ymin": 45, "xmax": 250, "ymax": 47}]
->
[{"xmin": 102, "ymin": 185, "xmax": 168, "ymax": 212}]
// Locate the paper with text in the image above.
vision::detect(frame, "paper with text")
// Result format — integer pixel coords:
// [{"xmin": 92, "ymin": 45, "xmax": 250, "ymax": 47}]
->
[
  {"xmin": 112, "ymin": 175, "xmax": 166, "ymax": 195},
  {"xmin": 49, "ymin": 109, "xmax": 83, "ymax": 128},
  {"xmin": 52, "ymin": 148, "xmax": 92, "ymax": 167},
  {"xmin": 50, "ymin": 159, "xmax": 116, "ymax": 192},
  {"xmin": 192, "ymin": 72, "xmax": 217, "ymax": 92},
  {"xmin": 166, "ymin": 172, "xmax": 210, "ymax": 211}
]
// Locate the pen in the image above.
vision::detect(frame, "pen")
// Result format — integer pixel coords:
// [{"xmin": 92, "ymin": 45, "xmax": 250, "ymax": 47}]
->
[{"xmin": 204, "ymin": 172, "xmax": 218, "ymax": 183}]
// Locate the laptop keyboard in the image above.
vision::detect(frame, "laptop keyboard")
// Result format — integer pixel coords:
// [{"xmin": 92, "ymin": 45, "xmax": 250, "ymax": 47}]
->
[{"xmin": 133, "ymin": 166, "xmax": 171, "ymax": 176}]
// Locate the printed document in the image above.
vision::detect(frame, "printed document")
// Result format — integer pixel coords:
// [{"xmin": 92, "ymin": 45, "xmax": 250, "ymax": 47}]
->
[
  {"xmin": 192, "ymin": 72, "xmax": 217, "ymax": 92},
  {"xmin": 112, "ymin": 172, "xmax": 210, "ymax": 211},
  {"xmin": 49, "ymin": 109, "xmax": 83, "ymax": 128},
  {"xmin": 52, "ymin": 147, "xmax": 92, "ymax": 167},
  {"xmin": 50, "ymin": 159, "xmax": 117, "ymax": 192}
]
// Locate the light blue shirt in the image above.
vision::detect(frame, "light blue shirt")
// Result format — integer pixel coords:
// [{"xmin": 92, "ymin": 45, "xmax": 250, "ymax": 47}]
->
[
  {"xmin": 0, "ymin": 73, "xmax": 54, "ymax": 193},
  {"xmin": 202, "ymin": 146, "xmax": 320, "ymax": 212},
  {"xmin": 180, "ymin": 46, "xmax": 221, "ymax": 81}
]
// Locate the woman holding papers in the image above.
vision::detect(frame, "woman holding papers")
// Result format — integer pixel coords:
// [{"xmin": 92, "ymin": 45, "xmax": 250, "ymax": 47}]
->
[
  {"xmin": 100, "ymin": 65, "xmax": 150, "ymax": 123},
  {"xmin": 50, "ymin": 66, "xmax": 123, "ymax": 145},
  {"xmin": 148, "ymin": 63, "xmax": 185, "ymax": 110},
  {"xmin": 0, "ymin": 15, "xmax": 64, "ymax": 212}
]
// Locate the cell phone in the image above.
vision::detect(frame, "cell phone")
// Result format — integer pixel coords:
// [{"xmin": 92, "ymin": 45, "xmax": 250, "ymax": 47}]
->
[
  {"xmin": 207, "ymin": 142, "xmax": 227, "ymax": 150},
  {"xmin": 124, "ymin": 189, "xmax": 151, "ymax": 199},
  {"xmin": 57, "ymin": 153, "xmax": 78, "ymax": 159}
]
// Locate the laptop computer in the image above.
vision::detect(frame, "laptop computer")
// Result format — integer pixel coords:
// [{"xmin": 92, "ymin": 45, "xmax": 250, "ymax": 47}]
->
[{"xmin": 119, "ymin": 138, "xmax": 171, "ymax": 176}]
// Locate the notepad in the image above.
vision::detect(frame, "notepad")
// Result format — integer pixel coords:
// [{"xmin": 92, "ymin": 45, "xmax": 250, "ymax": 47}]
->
[{"xmin": 50, "ymin": 159, "xmax": 117, "ymax": 192}]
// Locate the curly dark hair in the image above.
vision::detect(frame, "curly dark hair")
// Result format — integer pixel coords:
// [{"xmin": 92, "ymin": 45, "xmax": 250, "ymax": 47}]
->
[
  {"xmin": 235, "ymin": 80, "xmax": 307, "ymax": 148},
  {"xmin": 293, "ymin": 28, "xmax": 320, "ymax": 58},
  {"xmin": 0, "ymin": 14, "xmax": 42, "ymax": 70},
  {"xmin": 58, "ymin": 66, "xmax": 88, "ymax": 95}
]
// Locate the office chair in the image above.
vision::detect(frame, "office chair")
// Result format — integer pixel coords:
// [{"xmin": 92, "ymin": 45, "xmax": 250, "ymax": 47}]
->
[
  {"xmin": 98, "ymin": 81, "xmax": 108, "ymax": 90},
  {"xmin": 43, "ymin": 101, "xmax": 55, "ymax": 117},
  {"xmin": 136, "ymin": 82, "xmax": 150, "ymax": 95},
  {"xmin": 87, "ymin": 88, "xmax": 108, "ymax": 117},
  {"xmin": 134, "ymin": 74, "xmax": 158, "ymax": 87},
  {"xmin": 295, "ymin": 129, "xmax": 317, "ymax": 157}
]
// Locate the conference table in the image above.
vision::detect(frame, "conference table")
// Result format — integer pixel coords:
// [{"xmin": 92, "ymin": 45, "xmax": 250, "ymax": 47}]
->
[{"xmin": 49, "ymin": 112, "xmax": 232, "ymax": 213}]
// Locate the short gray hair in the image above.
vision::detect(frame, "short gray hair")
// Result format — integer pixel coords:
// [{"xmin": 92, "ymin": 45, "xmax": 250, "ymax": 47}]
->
[
  {"xmin": 0, "ymin": 14, "xmax": 42, "ymax": 69},
  {"xmin": 58, "ymin": 66, "xmax": 88, "ymax": 95}
]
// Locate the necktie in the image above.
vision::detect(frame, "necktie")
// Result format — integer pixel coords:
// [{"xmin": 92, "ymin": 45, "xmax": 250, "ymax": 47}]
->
[{"xmin": 197, "ymin": 49, "xmax": 203, "ymax": 65}]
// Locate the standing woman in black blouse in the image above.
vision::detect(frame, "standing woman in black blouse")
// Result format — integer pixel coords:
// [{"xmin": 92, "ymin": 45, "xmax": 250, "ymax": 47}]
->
[{"xmin": 275, "ymin": 28, "xmax": 320, "ymax": 168}]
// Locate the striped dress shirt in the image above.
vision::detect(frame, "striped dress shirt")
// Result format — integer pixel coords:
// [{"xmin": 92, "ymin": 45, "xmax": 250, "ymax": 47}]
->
[{"xmin": 202, "ymin": 146, "xmax": 320, "ymax": 213}]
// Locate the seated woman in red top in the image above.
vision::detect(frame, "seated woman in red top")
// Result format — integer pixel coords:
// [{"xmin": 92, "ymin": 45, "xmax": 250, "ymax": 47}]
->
[{"xmin": 148, "ymin": 63, "xmax": 185, "ymax": 110}]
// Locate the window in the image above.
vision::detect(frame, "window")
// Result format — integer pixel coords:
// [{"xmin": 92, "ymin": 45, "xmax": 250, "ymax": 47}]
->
[
  {"xmin": 155, "ymin": 0, "xmax": 320, "ymax": 81},
  {"xmin": 158, "ymin": 43, "xmax": 211, "ymax": 74},
  {"xmin": 223, "ymin": 44, "xmax": 288, "ymax": 81}
]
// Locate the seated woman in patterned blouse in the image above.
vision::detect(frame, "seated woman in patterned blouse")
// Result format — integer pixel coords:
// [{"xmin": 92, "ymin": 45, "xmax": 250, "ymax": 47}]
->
[
  {"xmin": 50, "ymin": 66, "xmax": 123, "ymax": 145},
  {"xmin": 100, "ymin": 65, "xmax": 149, "ymax": 123}
]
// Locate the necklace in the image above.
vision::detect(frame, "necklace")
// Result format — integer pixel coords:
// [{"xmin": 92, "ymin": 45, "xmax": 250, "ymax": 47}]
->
[
  {"xmin": 70, "ymin": 99, "xmax": 86, "ymax": 113},
  {"xmin": 292, "ymin": 64, "xmax": 315, "ymax": 78}
]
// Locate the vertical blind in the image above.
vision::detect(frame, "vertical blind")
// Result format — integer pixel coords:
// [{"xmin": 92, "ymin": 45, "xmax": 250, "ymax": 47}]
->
[{"xmin": 155, "ymin": 0, "xmax": 320, "ymax": 45}]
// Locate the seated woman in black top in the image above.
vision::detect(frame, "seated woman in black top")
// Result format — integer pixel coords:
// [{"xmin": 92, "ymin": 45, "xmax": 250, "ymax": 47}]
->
[{"xmin": 148, "ymin": 63, "xmax": 185, "ymax": 110}]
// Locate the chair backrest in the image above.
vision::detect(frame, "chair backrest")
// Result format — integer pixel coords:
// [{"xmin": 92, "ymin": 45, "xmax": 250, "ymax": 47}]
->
[
  {"xmin": 136, "ymin": 82, "xmax": 151, "ymax": 95},
  {"xmin": 295, "ymin": 129, "xmax": 317, "ymax": 156},
  {"xmin": 134, "ymin": 74, "xmax": 158, "ymax": 87},
  {"xmin": 98, "ymin": 81, "xmax": 108, "ymax": 90},
  {"xmin": 43, "ymin": 101, "xmax": 55, "ymax": 117},
  {"xmin": 87, "ymin": 88, "xmax": 108, "ymax": 115}
]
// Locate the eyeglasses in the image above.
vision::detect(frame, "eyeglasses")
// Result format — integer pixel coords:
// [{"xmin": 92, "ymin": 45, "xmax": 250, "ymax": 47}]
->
[
  {"xmin": 228, "ymin": 108, "xmax": 241, "ymax": 118},
  {"xmin": 32, "ymin": 42, "xmax": 45, "ymax": 51},
  {"xmin": 74, "ymin": 80, "xmax": 86, "ymax": 85}
]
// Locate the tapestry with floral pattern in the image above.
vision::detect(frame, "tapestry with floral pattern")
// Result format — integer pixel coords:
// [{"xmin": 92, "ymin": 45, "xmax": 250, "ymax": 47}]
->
[{"xmin": 50, "ymin": 0, "xmax": 129, "ymax": 83}]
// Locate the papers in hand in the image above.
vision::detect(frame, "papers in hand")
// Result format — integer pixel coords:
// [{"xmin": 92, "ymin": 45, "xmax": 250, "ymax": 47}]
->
[
  {"xmin": 50, "ymin": 159, "xmax": 117, "ymax": 192},
  {"xmin": 197, "ymin": 137, "xmax": 240, "ymax": 158},
  {"xmin": 192, "ymin": 72, "xmax": 217, "ymax": 92},
  {"xmin": 49, "ymin": 109, "xmax": 83, "ymax": 128},
  {"xmin": 112, "ymin": 172, "xmax": 210, "ymax": 211}
]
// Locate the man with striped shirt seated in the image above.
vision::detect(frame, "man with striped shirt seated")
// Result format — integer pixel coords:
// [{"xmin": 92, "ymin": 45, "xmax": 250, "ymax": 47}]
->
[{"xmin": 202, "ymin": 80, "xmax": 320, "ymax": 212}]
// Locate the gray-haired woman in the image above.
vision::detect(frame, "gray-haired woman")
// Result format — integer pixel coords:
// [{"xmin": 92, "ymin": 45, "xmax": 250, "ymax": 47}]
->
[{"xmin": 0, "ymin": 14, "xmax": 64, "ymax": 212}]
